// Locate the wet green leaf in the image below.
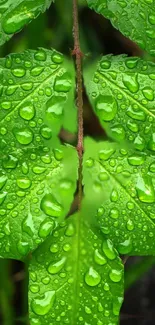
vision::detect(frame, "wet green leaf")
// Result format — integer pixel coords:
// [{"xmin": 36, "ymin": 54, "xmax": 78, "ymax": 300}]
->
[
  {"xmin": 85, "ymin": 55, "xmax": 155, "ymax": 150},
  {"xmin": 86, "ymin": 0, "xmax": 155, "ymax": 55},
  {"xmin": 0, "ymin": 144, "xmax": 78, "ymax": 260},
  {"xmin": 0, "ymin": 48, "xmax": 73, "ymax": 153},
  {"xmin": 83, "ymin": 137, "xmax": 155, "ymax": 256},
  {"xmin": 29, "ymin": 214, "xmax": 124, "ymax": 324},
  {"xmin": 0, "ymin": 0, "xmax": 54, "ymax": 46}
]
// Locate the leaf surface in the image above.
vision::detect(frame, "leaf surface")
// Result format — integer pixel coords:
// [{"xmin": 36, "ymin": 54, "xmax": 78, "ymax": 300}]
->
[
  {"xmin": 85, "ymin": 55, "xmax": 155, "ymax": 151},
  {"xmin": 0, "ymin": 48, "xmax": 79, "ymax": 260},
  {"xmin": 86, "ymin": 0, "xmax": 155, "ymax": 55},
  {"xmin": 0, "ymin": 48, "xmax": 73, "ymax": 153},
  {"xmin": 83, "ymin": 137, "xmax": 155, "ymax": 256},
  {"xmin": 29, "ymin": 214, "xmax": 124, "ymax": 325},
  {"xmin": 0, "ymin": 0, "xmax": 54, "ymax": 46}
]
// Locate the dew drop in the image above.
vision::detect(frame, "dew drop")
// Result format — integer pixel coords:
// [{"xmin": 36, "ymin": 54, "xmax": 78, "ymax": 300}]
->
[
  {"xmin": 19, "ymin": 102, "xmax": 35, "ymax": 120},
  {"xmin": 102, "ymin": 239, "xmax": 116, "ymax": 260},
  {"xmin": 95, "ymin": 95, "xmax": 117, "ymax": 121},
  {"xmin": 17, "ymin": 241, "xmax": 30, "ymax": 256},
  {"xmin": 13, "ymin": 127, "xmax": 33, "ymax": 145},
  {"xmin": 54, "ymin": 73, "xmax": 71, "ymax": 92},
  {"xmin": 136, "ymin": 175, "xmax": 155, "ymax": 203},
  {"xmin": 31, "ymin": 291, "xmax": 55, "ymax": 316},
  {"xmin": 46, "ymin": 95, "xmax": 65, "ymax": 119},
  {"xmin": 48, "ymin": 257, "xmax": 66, "ymax": 274},
  {"xmin": 85, "ymin": 267, "xmax": 101, "ymax": 287},
  {"xmin": 38, "ymin": 219, "xmax": 54, "ymax": 238},
  {"xmin": 109, "ymin": 269, "xmax": 123, "ymax": 283},
  {"xmin": 17, "ymin": 178, "xmax": 31, "ymax": 189},
  {"xmin": 94, "ymin": 249, "xmax": 107, "ymax": 265},
  {"xmin": 123, "ymin": 73, "xmax": 139, "ymax": 93},
  {"xmin": 41, "ymin": 194, "xmax": 62, "ymax": 218},
  {"xmin": 118, "ymin": 238, "xmax": 132, "ymax": 254},
  {"xmin": 3, "ymin": 155, "xmax": 18, "ymax": 169}
]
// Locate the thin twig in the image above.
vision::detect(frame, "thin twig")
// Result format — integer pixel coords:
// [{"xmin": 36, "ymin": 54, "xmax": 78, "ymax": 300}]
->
[{"xmin": 72, "ymin": 0, "xmax": 84, "ymax": 210}]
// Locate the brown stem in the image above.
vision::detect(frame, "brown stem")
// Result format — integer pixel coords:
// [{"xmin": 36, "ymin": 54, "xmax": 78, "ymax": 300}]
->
[{"xmin": 72, "ymin": 0, "xmax": 84, "ymax": 210}]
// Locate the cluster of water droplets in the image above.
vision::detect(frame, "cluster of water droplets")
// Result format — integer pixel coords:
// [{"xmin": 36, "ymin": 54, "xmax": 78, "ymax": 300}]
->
[
  {"xmin": 29, "ymin": 218, "xmax": 123, "ymax": 324},
  {"xmin": 87, "ymin": 0, "xmax": 155, "ymax": 54},
  {"xmin": 85, "ymin": 141, "xmax": 155, "ymax": 255},
  {"xmin": 90, "ymin": 55, "xmax": 155, "ymax": 152},
  {"xmin": 0, "ymin": 0, "xmax": 53, "ymax": 45}
]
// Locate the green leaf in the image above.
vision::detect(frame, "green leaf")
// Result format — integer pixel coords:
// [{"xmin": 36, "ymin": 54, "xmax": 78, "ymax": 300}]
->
[
  {"xmin": 0, "ymin": 48, "xmax": 79, "ymax": 260},
  {"xmin": 84, "ymin": 55, "xmax": 155, "ymax": 151},
  {"xmin": 0, "ymin": 48, "xmax": 73, "ymax": 153},
  {"xmin": 86, "ymin": 0, "xmax": 155, "ymax": 55},
  {"xmin": 0, "ymin": 0, "xmax": 54, "ymax": 46},
  {"xmin": 83, "ymin": 137, "xmax": 155, "ymax": 256},
  {"xmin": 0, "ymin": 144, "xmax": 78, "ymax": 260},
  {"xmin": 29, "ymin": 214, "xmax": 124, "ymax": 324}
]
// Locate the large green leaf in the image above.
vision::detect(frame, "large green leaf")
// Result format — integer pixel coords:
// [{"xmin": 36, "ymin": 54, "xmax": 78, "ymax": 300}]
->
[
  {"xmin": 29, "ymin": 214, "xmax": 124, "ymax": 325},
  {"xmin": 0, "ymin": 0, "xmax": 54, "ymax": 46},
  {"xmin": 83, "ymin": 137, "xmax": 155, "ymax": 256},
  {"xmin": 84, "ymin": 55, "xmax": 155, "ymax": 151},
  {"xmin": 0, "ymin": 48, "xmax": 79, "ymax": 260},
  {"xmin": 0, "ymin": 48, "xmax": 73, "ymax": 153},
  {"xmin": 86, "ymin": 0, "xmax": 155, "ymax": 55},
  {"xmin": 0, "ymin": 144, "xmax": 78, "ymax": 260}
]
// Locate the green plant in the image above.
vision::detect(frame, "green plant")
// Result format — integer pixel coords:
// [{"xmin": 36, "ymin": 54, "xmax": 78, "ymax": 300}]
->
[{"xmin": 0, "ymin": 0, "xmax": 155, "ymax": 324}]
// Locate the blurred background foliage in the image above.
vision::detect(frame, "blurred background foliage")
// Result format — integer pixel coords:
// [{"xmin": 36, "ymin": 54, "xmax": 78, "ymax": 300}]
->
[{"xmin": 0, "ymin": 0, "xmax": 155, "ymax": 324}]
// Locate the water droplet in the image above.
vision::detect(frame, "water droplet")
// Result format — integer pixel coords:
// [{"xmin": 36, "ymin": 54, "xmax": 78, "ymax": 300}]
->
[
  {"xmin": 111, "ymin": 124, "xmax": 125, "ymax": 140},
  {"xmin": 13, "ymin": 127, "xmax": 33, "ymax": 145},
  {"xmin": 40, "ymin": 126, "xmax": 52, "ymax": 139},
  {"xmin": 22, "ymin": 212, "xmax": 34, "ymax": 236},
  {"xmin": 46, "ymin": 95, "xmax": 65, "ymax": 119},
  {"xmin": 34, "ymin": 50, "xmax": 46, "ymax": 61},
  {"xmin": 85, "ymin": 267, "xmax": 101, "ymax": 287},
  {"xmin": 41, "ymin": 194, "xmax": 62, "ymax": 218},
  {"xmin": 31, "ymin": 67, "xmax": 44, "ymax": 77},
  {"xmin": 128, "ymin": 155, "xmax": 145, "ymax": 166},
  {"xmin": 48, "ymin": 257, "xmax": 66, "ymax": 274},
  {"xmin": 136, "ymin": 175, "xmax": 155, "ymax": 203},
  {"xmin": 110, "ymin": 189, "xmax": 118, "ymax": 202},
  {"xmin": 65, "ymin": 223, "xmax": 75, "ymax": 237},
  {"xmin": 102, "ymin": 239, "xmax": 116, "ymax": 260},
  {"xmin": 149, "ymin": 162, "xmax": 155, "ymax": 173},
  {"xmin": 31, "ymin": 291, "xmax": 55, "ymax": 316},
  {"xmin": 142, "ymin": 88, "xmax": 154, "ymax": 101},
  {"xmin": 94, "ymin": 249, "xmax": 107, "ymax": 265},
  {"xmin": 17, "ymin": 241, "xmax": 30, "ymax": 256},
  {"xmin": 118, "ymin": 238, "xmax": 132, "ymax": 254},
  {"xmin": 53, "ymin": 148, "xmax": 63, "ymax": 161},
  {"xmin": 95, "ymin": 95, "xmax": 117, "ymax": 121},
  {"xmin": 19, "ymin": 102, "xmax": 35, "ymax": 120},
  {"xmin": 126, "ymin": 219, "xmax": 134, "ymax": 231},
  {"xmin": 3, "ymin": 155, "xmax": 18, "ymax": 169},
  {"xmin": 39, "ymin": 218, "xmax": 54, "ymax": 238},
  {"xmin": 100, "ymin": 60, "xmax": 111, "ymax": 69},
  {"xmin": 109, "ymin": 269, "xmax": 123, "ymax": 282},
  {"xmin": 99, "ymin": 148, "xmax": 115, "ymax": 160},
  {"xmin": 50, "ymin": 243, "xmax": 59, "ymax": 253},
  {"xmin": 123, "ymin": 74, "xmax": 139, "ymax": 93},
  {"xmin": 17, "ymin": 178, "xmax": 31, "ymax": 189},
  {"xmin": 54, "ymin": 73, "xmax": 71, "ymax": 92},
  {"xmin": 110, "ymin": 208, "xmax": 119, "ymax": 219},
  {"xmin": 52, "ymin": 51, "xmax": 63, "ymax": 64},
  {"xmin": 147, "ymin": 133, "xmax": 155, "ymax": 151},
  {"xmin": 125, "ymin": 58, "xmax": 138, "ymax": 69}
]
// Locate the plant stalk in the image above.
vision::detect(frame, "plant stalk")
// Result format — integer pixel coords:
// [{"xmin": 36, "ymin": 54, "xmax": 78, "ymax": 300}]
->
[{"xmin": 72, "ymin": 0, "xmax": 84, "ymax": 210}]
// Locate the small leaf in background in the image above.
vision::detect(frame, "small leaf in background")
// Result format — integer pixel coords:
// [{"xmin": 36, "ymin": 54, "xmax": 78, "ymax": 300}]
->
[
  {"xmin": 86, "ymin": 0, "xmax": 155, "ymax": 55},
  {"xmin": 0, "ymin": 0, "xmax": 54, "ymax": 46},
  {"xmin": 85, "ymin": 55, "xmax": 155, "ymax": 151},
  {"xmin": 29, "ymin": 213, "xmax": 124, "ymax": 325},
  {"xmin": 83, "ymin": 137, "xmax": 155, "ymax": 256}
]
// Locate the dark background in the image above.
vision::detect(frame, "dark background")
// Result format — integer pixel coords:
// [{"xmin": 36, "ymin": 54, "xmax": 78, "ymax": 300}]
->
[{"xmin": 0, "ymin": 1, "xmax": 155, "ymax": 324}]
